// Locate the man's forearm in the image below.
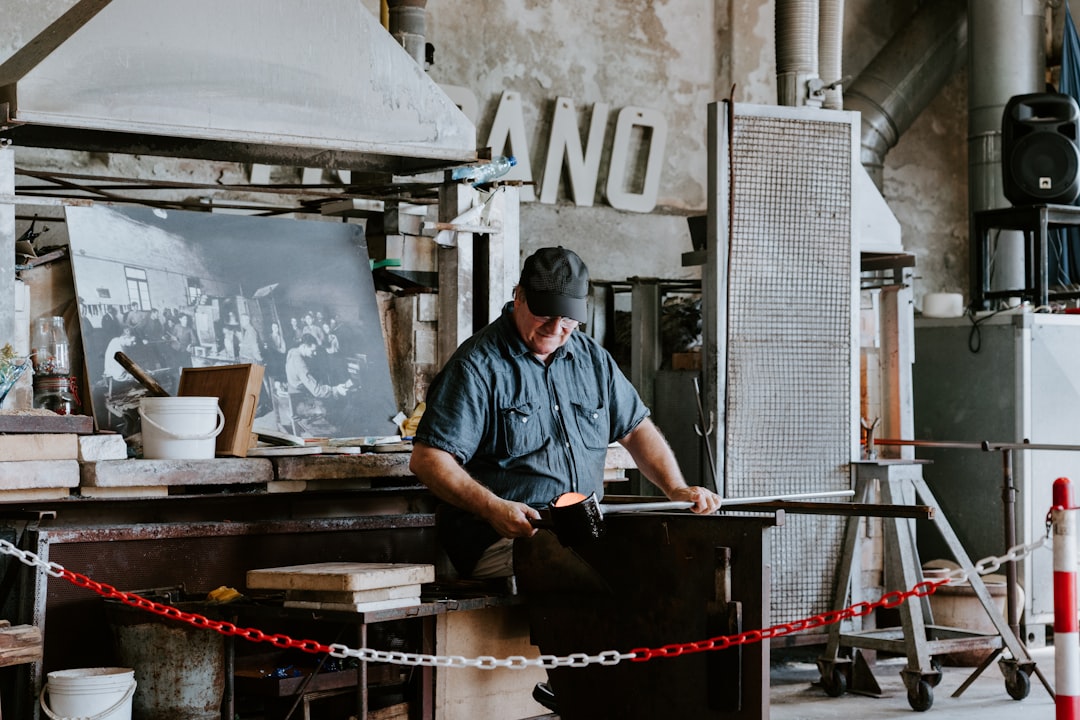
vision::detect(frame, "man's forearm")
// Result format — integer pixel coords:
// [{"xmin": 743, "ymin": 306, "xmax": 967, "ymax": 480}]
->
[
  {"xmin": 409, "ymin": 442, "xmax": 500, "ymax": 517},
  {"xmin": 619, "ymin": 418, "xmax": 689, "ymax": 497}
]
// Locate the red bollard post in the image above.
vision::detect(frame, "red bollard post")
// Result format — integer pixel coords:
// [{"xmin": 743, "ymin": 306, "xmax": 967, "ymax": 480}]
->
[{"xmin": 1054, "ymin": 477, "xmax": 1079, "ymax": 720}]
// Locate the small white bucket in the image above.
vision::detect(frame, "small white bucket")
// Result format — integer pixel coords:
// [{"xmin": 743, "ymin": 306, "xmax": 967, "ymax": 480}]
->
[
  {"xmin": 40, "ymin": 667, "xmax": 136, "ymax": 720},
  {"xmin": 139, "ymin": 396, "xmax": 225, "ymax": 460}
]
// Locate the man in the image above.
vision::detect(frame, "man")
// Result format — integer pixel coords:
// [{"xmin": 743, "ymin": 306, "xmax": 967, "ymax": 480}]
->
[
  {"xmin": 409, "ymin": 247, "xmax": 722, "ymax": 580},
  {"xmin": 285, "ymin": 335, "xmax": 351, "ymax": 400},
  {"xmin": 102, "ymin": 327, "xmax": 138, "ymax": 385}
]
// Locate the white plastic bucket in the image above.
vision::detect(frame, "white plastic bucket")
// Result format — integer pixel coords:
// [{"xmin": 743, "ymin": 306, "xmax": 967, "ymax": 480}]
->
[
  {"xmin": 40, "ymin": 667, "xmax": 136, "ymax": 720},
  {"xmin": 139, "ymin": 396, "xmax": 225, "ymax": 460}
]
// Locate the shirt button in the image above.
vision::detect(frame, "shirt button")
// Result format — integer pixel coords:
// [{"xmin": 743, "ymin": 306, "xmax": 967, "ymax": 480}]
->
[
  {"xmin": 554, "ymin": 404, "xmax": 559, "ymax": 412},
  {"xmin": 522, "ymin": 417, "xmax": 528, "ymax": 423},
  {"xmin": 566, "ymin": 441, "xmax": 571, "ymax": 448},
  {"xmin": 592, "ymin": 412, "xmax": 598, "ymax": 419}
]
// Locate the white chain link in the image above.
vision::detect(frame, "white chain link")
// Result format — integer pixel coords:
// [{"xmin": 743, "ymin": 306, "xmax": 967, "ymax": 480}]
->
[
  {"xmin": 0, "ymin": 528, "xmax": 1055, "ymax": 671},
  {"xmin": 0, "ymin": 539, "xmax": 65, "ymax": 578},
  {"xmin": 941, "ymin": 535, "xmax": 1050, "ymax": 586},
  {"xmin": 323, "ymin": 642, "xmax": 636, "ymax": 669}
]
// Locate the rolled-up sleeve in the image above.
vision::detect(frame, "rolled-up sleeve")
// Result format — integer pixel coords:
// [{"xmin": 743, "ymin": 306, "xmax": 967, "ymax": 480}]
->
[{"xmin": 414, "ymin": 359, "xmax": 487, "ymax": 464}]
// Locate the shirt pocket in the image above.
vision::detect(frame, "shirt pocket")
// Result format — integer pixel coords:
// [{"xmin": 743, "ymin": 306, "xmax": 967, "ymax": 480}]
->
[
  {"xmin": 571, "ymin": 400, "xmax": 610, "ymax": 450},
  {"xmin": 501, "ymin": 400, "xmax": 544, "ymax": 457}
]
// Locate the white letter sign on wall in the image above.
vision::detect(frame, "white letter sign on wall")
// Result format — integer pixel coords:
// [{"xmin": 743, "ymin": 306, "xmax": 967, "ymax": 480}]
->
[
  {"xmin": 539, "ymin": 97, "xmax": 609, "ymax": 207},
  {"xmin": 605, "ymin": 106, "xmax": 668, "ymax": 213},
  {"xmin": 484, "ymin": 91, "xmax": 535, "ymax": 201}
]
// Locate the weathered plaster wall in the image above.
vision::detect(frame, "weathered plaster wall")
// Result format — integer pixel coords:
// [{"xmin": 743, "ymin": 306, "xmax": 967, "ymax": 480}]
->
[
  {"xmin": 418, "ymin": 0, "xmax": 970, "ymax": 303},
  {"xmin": 885, "ymin": 71, "xmax": 970, "ymax": 300},
  {"xmin": 420, "ymin": 0, "xmax": 737, "ymax": 284}
]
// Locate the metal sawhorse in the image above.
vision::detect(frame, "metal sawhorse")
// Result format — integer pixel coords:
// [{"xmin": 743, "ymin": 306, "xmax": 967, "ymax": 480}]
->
[{"xmin": 816, "ymin": 460, "xmax": 1047, "ymax": 711}]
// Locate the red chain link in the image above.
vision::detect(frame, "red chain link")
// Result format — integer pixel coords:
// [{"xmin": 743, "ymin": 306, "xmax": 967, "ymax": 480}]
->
[
  {"xmin": 629, "ymin": 578, "xmax": 948, "ymax": 662},
  {"xmin": 58, "ymin": 566, "xmax": 949, "ymax": 665},
  {"xmin": 59, "ymin": 569, "xmax": 334, "ymax": 655}
]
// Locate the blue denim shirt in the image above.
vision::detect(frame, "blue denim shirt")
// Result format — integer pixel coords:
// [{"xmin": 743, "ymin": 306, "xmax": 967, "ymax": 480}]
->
[{"xmin": 415, "ymin": 302, "xmax": 648, "ymax": 574}]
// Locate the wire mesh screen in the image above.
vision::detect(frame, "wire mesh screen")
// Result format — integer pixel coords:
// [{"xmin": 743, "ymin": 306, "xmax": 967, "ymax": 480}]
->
[{"xmin": 724, "ymin": 111, "xmax": 855, "ymax": 623}]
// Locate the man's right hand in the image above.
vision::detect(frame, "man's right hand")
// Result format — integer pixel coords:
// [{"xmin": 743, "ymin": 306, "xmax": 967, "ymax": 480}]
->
[{"xmin": 485, "ymin": 498, "xmax": 541, "ymax": 539}]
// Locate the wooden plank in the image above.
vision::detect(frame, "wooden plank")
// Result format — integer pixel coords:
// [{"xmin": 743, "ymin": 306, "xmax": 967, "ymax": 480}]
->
[
  {"xmin": 272, "ymin": 453, "xmax": 412, "ymax": 480},
  {"xmin": 0, "ymin": 433, "xmax": 77, "ymax": 461},
  {"xmin": 78, "ymin": 486, "xmax": 169, "ymax": 499},
  {"xmin": 285, "ymin": 585, "xmax": 422, "ymax": 604},
  {"xmin": 179, "ymin": 364, "xmax": 264, "ymax": 457},
  {"xmin": 0, "ymin": 624, "xmax": 42, "ymax": 667},
  {"xmin": 246, "ymin": 562, "xmax": 434, "ymax": 592},
  {"xmin": 0, "ymin": 412, "xmax": 93, "ymax": 434},
  {"xmin": 371, "ymin": 701, "xmax": 410, "ymax": 720},
  {"xmin": 0, "ymin": 624, "xmax": 41, "ymax": 648},
  {"xmin": 284, "ymin": 596, "xmax": 420, "ymax": 613},
  {"xmin": 81, "ymin": 458, "xmax": 272, "ymax": 487}
]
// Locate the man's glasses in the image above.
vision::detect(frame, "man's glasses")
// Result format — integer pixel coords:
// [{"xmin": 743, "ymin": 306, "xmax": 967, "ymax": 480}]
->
[{"xmin": 532, "ymin": 315, "xmax": 580, "ymax": 329}]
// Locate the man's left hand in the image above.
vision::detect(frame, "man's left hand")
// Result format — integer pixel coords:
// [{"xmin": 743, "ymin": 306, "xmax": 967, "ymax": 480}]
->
[{"xmin": 668, "ymin": 485, "xmax": 723, "ymax": 514}]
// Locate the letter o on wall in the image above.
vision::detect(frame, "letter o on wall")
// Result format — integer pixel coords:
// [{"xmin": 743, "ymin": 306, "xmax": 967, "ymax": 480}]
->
[{"xmin": 605, "ymin": 107, "xmax": 668, "ymax": 213}]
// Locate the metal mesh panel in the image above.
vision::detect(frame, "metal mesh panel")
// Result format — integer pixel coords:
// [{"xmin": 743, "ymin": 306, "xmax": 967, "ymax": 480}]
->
[{"xmin": 725, "ymin": 113, "xmax": 854, "ymax": 622}]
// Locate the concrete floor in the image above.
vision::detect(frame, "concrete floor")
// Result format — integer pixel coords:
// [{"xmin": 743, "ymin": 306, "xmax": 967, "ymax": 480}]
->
[{"xmin": 770, "ymin": 646, "xmax": 1058, "ymax": 718}]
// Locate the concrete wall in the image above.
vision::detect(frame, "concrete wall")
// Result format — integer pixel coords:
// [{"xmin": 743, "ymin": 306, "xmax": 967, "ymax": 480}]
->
[
  {"xmin": 3, "ymin": 1, "xmax": 988, "ymax": 315},
  {"xmin": 417, "ymin": 0, "xmax": 969, "ymax": 304}
]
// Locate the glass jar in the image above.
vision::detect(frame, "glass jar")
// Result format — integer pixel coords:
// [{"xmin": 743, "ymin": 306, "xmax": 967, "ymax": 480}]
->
[
  {"xmin": 31, "ymin": 316, "xmax": 71, "ymax": 376},
  {"xmin": 33, "ymin": 375, "xmax": 80, "ymax": 415}
]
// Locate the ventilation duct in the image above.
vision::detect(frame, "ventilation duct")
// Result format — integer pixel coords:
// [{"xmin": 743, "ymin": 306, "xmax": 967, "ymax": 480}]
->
[
  {"xmin": 818, "ymin": 0, "xmax": 845, "ymax": 110},
  {"xmin": 968, "ymin": 0, "xmax": 1046, "ymax": 294},
  {"xmin": 776, "ymin": 0, "xmax": 820, "ymax": 106},
  {"xmin": 387, "ymin": 0, "xmax": 429, "ymax": 68},
  {"xmin": 844, "ymin": 0, "xmax": 967, "ymax": 189}
]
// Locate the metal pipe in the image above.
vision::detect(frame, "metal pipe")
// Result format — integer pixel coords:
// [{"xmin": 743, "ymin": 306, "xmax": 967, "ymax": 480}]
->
[
  {"xmin": 776, "ymin": 0, "xmax": 820, "ymax": 106},
  {"xmin": 602, "ymin": 489, "xmax": 855, "ymax": 514},
  {"xmin": 877, "ymin": 438, "xmax": 1080, "ymax": 452},
  {"xmin": 386, "ymin": 0, "xmax": 427, "ymax": 67},
  {"xmin": 968, "ymin": 0, "xmax": 1047, "ymax": 295},
  {"xmin": 818, "ymin": 0, "xmax": 845, "ymax": 109},
  {"xmin": 844, "ymin": 0, "xmax": 967, "ymax": 188}
]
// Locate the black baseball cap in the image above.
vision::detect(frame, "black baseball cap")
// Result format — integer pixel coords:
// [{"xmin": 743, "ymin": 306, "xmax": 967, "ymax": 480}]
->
[{"xmin": 520, "ymin": 247, "xmax": 590, "ymax": 323}]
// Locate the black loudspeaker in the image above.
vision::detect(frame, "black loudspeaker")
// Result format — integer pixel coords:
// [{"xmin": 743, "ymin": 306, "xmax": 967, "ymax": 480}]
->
[{"xmin": 1002, "ymin": 93, "xmax": 1080, "ymax": 206}]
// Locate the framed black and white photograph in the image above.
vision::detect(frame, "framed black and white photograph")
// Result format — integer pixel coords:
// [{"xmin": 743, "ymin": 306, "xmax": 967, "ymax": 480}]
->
[{"xmin": 66, "ymin": 204, "xmax": 398, "ymax": 440}]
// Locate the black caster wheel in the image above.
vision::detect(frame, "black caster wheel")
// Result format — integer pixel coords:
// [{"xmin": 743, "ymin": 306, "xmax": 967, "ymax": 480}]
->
[
  {"xmin": 1006, "ymin": 669, "xmax": 1031, "ymax": 701},
  {"xmin": 821, "ymin": 667, "xmax": 847, "ymax": 698},
  {"xmin": 907, "ymin": 679, "xmax": 934, "ymax": 712}
]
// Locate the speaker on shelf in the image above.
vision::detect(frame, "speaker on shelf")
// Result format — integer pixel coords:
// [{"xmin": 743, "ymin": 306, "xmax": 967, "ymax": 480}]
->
[{"xmin": 1002, "ymin": 92, "xmax": 1080, "ymax": 206}]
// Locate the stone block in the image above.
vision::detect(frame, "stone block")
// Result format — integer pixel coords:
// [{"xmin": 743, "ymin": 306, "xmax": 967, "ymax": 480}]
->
[
  {"xmin": 0, "ymin": 460, "xmax": 79, "ymax": 489},
  {"xmin": 0, "ymin": 434, "xmax": 77, "ymax": 461},
  {"xmin": 77, "ymin": 434, "xmax": 128, "ymax": 462},
  {"xmin": 81, "ymin": 458, "xmax": 273, "ymax": 487}
]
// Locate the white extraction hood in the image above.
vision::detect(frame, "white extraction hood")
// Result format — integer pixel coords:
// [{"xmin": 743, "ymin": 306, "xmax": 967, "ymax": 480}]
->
[{"xmin": 0, "ymin": 0, "xmax": 478, "ymax": 174}]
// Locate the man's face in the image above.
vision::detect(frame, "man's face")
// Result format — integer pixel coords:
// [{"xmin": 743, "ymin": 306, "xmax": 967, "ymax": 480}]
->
[{"xmin": 512, "ymin": 288, "xmax": 578, "ymax": 358}]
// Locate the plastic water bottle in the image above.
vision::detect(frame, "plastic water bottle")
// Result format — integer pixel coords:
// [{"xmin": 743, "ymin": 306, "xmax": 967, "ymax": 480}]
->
[{"xmin": 451, "ymin": 155, "xmax": 517, "ymax": 185}]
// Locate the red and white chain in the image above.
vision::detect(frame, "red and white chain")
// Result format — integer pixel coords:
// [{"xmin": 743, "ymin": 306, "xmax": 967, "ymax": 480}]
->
[{"xmin": 0, "ymin": 531, "xmax": 1051, "ymax": 671}]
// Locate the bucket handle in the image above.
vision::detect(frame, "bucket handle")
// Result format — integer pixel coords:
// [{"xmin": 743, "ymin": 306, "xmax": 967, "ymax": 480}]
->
[
  {"xmin": 138, "ymin": 405, "xmax": 226, "ymax": 441},
  {"xmin": 40, "ymin": 679, "xmax": 137, "ymax": 720}
]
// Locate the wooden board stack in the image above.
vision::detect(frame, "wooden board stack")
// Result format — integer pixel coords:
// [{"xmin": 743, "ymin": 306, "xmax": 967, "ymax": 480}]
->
[{"xmin": 246, "ymin": 562, "xmax": 435, "ymax": 613}]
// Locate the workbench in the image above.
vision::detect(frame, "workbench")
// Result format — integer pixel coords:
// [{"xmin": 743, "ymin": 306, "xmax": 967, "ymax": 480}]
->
[
  {"xmin": 0, "ymin": 448, "xmax": 637, "ymax": 718},
  {"xmin": 230, "ymin": 589, "xmax": 523, "ymax": 720}
]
